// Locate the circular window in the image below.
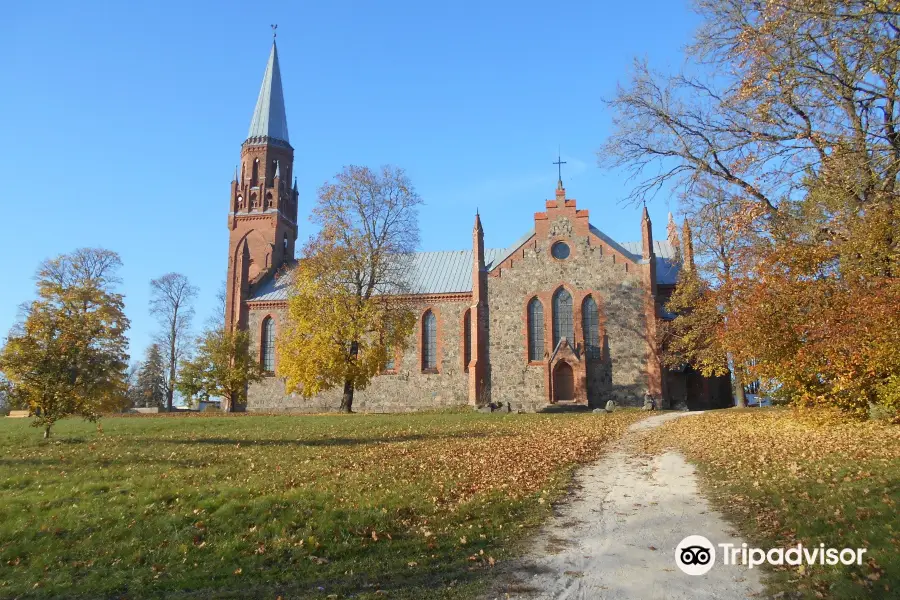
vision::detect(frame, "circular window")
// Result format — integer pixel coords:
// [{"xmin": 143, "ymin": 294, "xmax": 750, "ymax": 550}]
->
[{"xmin": 551, "ymin": 242, "xmax": 570, "ymax": 260}]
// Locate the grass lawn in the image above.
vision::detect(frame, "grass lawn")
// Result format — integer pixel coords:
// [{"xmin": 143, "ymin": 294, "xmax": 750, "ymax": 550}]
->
[
  {"xmin": 640, "ymin": 409, "xmax": 900, "ymax": 600},
  {"xmin": 0, "ymin": 410, "xmax": 643, "ymax": 599}
]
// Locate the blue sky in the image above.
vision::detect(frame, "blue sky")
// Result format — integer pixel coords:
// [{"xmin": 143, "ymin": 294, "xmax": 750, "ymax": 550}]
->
[{"xmin": 2, "ymin": 0, "xmax": 698, "ymax": 363}]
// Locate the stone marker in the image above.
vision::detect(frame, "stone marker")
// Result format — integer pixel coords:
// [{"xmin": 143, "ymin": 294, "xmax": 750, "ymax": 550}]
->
[
  {"xmin": 7, "ymin": 410, "xmax": 29, "ymax": 418},
  {"xmin": 605, "ymin": 400, "xmax": 616, "ymax": 412}
]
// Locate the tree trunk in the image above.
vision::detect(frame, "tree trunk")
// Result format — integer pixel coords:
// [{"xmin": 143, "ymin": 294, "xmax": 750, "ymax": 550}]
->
[
  {"xmin": 43, "ymin": 424, "xmax": 51, "ymax": 439},
  {"xmin": 167, "ymin": 321, "xmax": 177, "ymax": 412},
  {"xmin": 733, "ymin": 364, "xmax": 747, "ymax": 408},
  {"xmin": 340, "ymin": 340, "xmax": 359, "ymax": 413},
  {"xmin": 340, "ymin": 379, "xmax": 354, "ymax": 413}
]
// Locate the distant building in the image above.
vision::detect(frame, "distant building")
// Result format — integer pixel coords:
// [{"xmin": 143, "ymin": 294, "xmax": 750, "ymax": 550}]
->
[{"xmin": 224, "ymin": 41, "xmax": 731, "ymax": 412}]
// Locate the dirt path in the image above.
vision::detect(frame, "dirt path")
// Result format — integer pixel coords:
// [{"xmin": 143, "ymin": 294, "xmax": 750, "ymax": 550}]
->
[{"xmin": 492, "ymin": 411, "xmax": 767, "ymax": 600}]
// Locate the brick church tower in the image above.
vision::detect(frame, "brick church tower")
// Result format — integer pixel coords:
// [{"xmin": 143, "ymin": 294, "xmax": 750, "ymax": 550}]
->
[{"xmin": 225, "ymin": 39, "xmax": 298, "ymax": 331}]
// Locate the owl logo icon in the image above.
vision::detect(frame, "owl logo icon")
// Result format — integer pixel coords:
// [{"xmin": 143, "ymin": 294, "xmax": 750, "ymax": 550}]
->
[{"xmin": 675, "ymin": 535, "xmax": 716, "ymax": 575}]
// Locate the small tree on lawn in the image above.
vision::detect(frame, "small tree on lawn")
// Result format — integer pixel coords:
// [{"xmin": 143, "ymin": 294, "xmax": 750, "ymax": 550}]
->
[
  {"xmin": 149, "ymin": 273, "xmax": 198, "ymax": 411},
  {"xmin": 131, "ymin": 343, "xmax": 167, "ymax": 408},
  {"xmin": 0, "ymin": 248, "xmax": 130, "ymax": 437},
  {"xmin": 177, "ymin": 326, "xmax": 263, "ymax": 412},
  {"xmin": 278, "ymin": 165, "xmax": 421, "ymax": 413}
]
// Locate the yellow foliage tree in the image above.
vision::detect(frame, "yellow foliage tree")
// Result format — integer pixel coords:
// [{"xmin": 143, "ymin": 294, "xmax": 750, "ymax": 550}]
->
[
  {"xmin": 0, "ymin": 248, "xmax": 130, "ymax": 437},
  {"xmin": 278, "ymin": 165, "xmax": 421, "ymax": 412}
]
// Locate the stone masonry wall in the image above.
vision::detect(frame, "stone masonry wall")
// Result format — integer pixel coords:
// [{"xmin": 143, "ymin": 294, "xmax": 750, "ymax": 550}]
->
[
  {"xmin": 244, "ymin": 298, "xmax": 471, "ymax": 413},
  {"xmin": 486, "ymin": 217, "xmax": 652, "ymax": 412}
]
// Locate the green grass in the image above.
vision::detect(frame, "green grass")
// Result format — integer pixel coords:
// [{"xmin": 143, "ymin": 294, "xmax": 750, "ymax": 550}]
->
[
  {"xmin": 641, "ymin": 409, "xmax": 900, "ymax": 600},
  {"xmin": 0, "ymin": 411, "xmax": 641, "ymax": 599}
]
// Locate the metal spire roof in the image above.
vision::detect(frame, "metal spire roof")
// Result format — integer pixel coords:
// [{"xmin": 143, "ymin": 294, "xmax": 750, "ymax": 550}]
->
[{"xmin": 247, "ymin": 42, "xmax": 290, "ymax": 146}]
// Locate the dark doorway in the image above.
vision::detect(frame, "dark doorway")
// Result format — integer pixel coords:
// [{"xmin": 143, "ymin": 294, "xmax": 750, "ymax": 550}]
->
[{"xmin": 554, "ymin": 362, "xmax": 575, "ymax": 402}]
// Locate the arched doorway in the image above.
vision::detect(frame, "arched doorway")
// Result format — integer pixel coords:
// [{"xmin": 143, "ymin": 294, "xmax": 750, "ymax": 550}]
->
[{"xmin": 553, "ymin": 362, "xmax": 575, "ymax": 402}]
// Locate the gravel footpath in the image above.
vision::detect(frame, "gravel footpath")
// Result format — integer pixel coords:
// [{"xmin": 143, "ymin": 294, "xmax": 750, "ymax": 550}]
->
[{"xmin": 491, "ymin": 411, "xmax": 767, "ymax": 600}]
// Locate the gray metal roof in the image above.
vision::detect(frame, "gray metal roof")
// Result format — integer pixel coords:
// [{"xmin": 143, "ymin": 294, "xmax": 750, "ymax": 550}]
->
[
  {"xmin": 249, "ymin": 248, "xmax": 508, "ymax": 302},
  {"xmin": 249, "ymin": 231, "xmax": 681, "ymax": 302},
  {"xmin": 616, "ymin": 239, "xmax": 676, "ymax": 259},
  {"xmin": 247, "ymin": 42, "xmax": 290, "ymax": 144},
  {"xmin": 617, "ymin": 240, "xmax": 681, "ymax": 285},
  {"xmin": 591, "ymin": 225, "xmax": 645, "ymax": 260}
]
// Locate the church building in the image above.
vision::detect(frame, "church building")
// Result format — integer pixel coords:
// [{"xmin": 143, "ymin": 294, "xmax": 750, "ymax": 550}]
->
[{"xmin": 224, "ymin": 41, "xmax": 732, "ymax": 412}]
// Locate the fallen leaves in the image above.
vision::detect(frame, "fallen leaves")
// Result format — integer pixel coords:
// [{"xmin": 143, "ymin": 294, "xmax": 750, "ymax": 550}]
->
[
  {"xmin": 0, "ymin": 410, "xmax": 645, "ymax": 599},
  {"xmin": 640, "ymin": 409, "xmax": 900, "ymax": 599}
]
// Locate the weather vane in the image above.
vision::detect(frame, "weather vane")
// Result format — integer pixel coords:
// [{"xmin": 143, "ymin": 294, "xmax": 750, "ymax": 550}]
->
[
  {"xmin": 271, "ymin": 24, "xmax": 278, "ymax": 39},
  {"xmin": 553, "ymin": 148, "xmax": 567, "ymax": 183}
]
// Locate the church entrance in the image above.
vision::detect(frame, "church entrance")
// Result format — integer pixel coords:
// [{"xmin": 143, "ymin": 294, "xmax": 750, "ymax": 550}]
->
[{"xmin": 553, "ymin": 362, "xmax": 575, "ymax": 402}]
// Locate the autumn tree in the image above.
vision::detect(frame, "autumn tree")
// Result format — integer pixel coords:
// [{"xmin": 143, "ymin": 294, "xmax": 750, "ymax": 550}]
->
[
  {"xmin": 278, "ymin": 165, "xmax": 421, "ymax": 413},
  {"xmin": 149, "ymin": 273, "xmax": 198, "ymax": 411},
  {"xmin": 602, "ymin": 0, "xmax": 900, "ymax": 416},
  {"xmin": 176, "ymin": 326, "xmax": 263, "ymax": 412},
  {"xmin": 724, "ymin": 163, "xmax": 900, "ymax": 417},
  {"xmin": 129, "ymin": 343, "xmax": 167, "ymax": 408},
  {"xmin": 0, "ymin": 248, "xmax": 130, "ymax": 437}
]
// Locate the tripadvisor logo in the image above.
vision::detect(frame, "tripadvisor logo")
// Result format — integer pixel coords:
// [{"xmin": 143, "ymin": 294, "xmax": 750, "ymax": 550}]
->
[
  {"xmin": 675, "ymin": 535, "xmax": 715, "ymax": 575},
  {"xmin": 675, "ymin": 535, "xmax": 868, "ymax": 576}
]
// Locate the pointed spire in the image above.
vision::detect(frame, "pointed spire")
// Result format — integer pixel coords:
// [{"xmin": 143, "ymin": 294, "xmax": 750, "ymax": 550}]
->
[
  {"xmin": 234, "ymin": 165, "xmax": 239, "ymax": 183},
  {"xmin": 472, "ymin": 210, "xmax": 486, "ymax": 302},
  {"xmin": 667, "ymin": 212, "xmax": 681, "ymax": 253},
  {"xmin": 247, "ymin": 41, "xmax": 290, "ymax": 145},
  {"xmin": 682, "ymin": 218, "xmax": 695, "ymax": 271},
  {"xmin": 641, "ymin": 202, "xmax": 654, "ymax": 259},
  {"xmin": 292, "ymin": 176, "xmax": 298, "ymax": 191}
]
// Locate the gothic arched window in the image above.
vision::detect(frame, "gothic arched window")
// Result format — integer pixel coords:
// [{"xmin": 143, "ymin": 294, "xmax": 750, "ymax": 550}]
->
[
  {"xmin": 582, "ymin": 295, "xmax": 600, "ymax": 359},
  {"xmin": 422, "ymin": 310, "xmax": 437, "ymax": 371},
  {"xmin": 527, "ymin": 297, "xmax": 544, "ymax": 361},
  {"xmin": 552, "ymin": 288, "xmax": 573, "ymax": 348},
  {"xmin": 463, "ymin": 309, "xmax": 472, "ymax": 372},
  {"xmin": 261, "ymin": 317, "xmax": 275, "ymax": 372},
  {"xmin": 251, "ymin": 159, "xmax": 259, "ymax": 186}
]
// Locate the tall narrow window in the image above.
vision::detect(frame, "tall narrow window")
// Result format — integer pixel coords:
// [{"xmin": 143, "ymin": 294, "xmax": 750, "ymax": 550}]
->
[
  {"xmin": 463, "ymin": 309, "xmax": 472, "ymax": 372},
  {"xmin": 422, "ymin": 310, "xmax": 437, "ymax": 371},
  {"xmin": 527, "ymin": 297, "xmax": 544, "ymax": 361},
  {"xmin": 582, "ymin": 296, "xmax": 600, "ymax": 359},
  {"xmin": 384, "ymin": 346, "xmax": 395, "ymax": 371},
  {"xmin": 268, "ymin": 160, "xmax": 278, "ymax": 186},
  {"xmin": 251, "ymin": 159, "xmax": 259, "ymax": 186},
  {"xmin": 261, "ymin": 317, "xmax": 275, "ymax": 372},
  {"xmin": 552, "ymin": 288, "xmax": 573, "ymax": 348}
]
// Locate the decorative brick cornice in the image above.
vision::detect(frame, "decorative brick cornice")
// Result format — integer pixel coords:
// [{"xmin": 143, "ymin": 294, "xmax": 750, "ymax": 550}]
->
[
  {"xmin": 391, "ymin": 292, "xmax": 472, "ymax": 303},
  {"xmin": 242, "ymin": 136, "xmax": 293, "ymax": 150},
  {"xmin": 246, "ymin": 300, "xmax": 287, "ymax": 309},
  {"xmin": 246, "ymin": 292, "xmax": 473, "ymax": 310}
]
